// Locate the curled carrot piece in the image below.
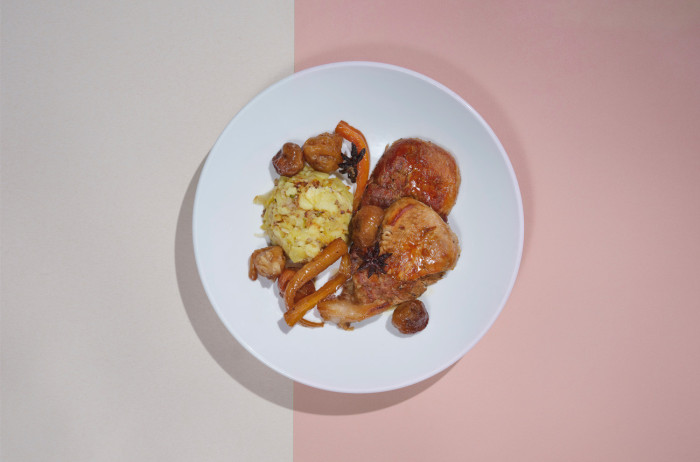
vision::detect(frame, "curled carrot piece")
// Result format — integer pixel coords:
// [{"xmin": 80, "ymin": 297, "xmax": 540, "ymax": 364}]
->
[
  {"xmin": 283, "ymin": 238, "xmax": 348, "ymax": 318},
  {"xmin": 299, "ymin": 318, "xmax": 324, "ymax": 328},
  {"xmin": 277, "ymin": 268, "xmax": 298, "ymax": 293},
  {"xmin": 335, "ymin": 120, "xmax": 370, "ymax": 211},
  {"xmin": 284, "ymin": 269, "xmax": 350, "ymax": 327},
  {"xmin": 278, "ymin": 267, "xmax": 325, "ymax": 328},
  {"xmin": 287, "ymin": 253, "xmax": 351, "ymax": 327}
]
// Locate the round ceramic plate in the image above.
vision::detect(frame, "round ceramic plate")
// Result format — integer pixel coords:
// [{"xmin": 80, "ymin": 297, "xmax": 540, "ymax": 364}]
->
[{"xmin": 193, "ymin": 62, "xmax": 523, "ymax": 393}]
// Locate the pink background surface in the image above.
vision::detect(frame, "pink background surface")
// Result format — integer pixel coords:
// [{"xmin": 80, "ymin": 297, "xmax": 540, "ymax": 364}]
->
[{"xmin": 294, "ymin": 1, "xmax": 700, "ymax": 460}]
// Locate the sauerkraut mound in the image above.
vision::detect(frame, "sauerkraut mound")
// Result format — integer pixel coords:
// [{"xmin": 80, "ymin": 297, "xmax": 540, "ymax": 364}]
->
[{"xmin": 255, "ymin": 166, "xmax": 353, "ymax": 263}]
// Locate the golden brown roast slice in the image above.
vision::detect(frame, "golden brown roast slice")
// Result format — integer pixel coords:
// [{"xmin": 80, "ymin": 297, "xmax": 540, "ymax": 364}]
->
[
  {"xmin": 379, "ymin": 197, "xmax": 460, "ymax": 281},
  {"xmin": 360, "ymin": 138, "xmax": 460, "ymax": 219},
  {"xmin": 318, "ymin": 198, "xmax": 460, "ymax": 329}
]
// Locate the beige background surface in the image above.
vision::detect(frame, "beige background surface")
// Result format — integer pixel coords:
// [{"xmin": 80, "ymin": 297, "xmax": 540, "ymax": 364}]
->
[{"xmin": 1, "ymin": 1, "xmax": 294, "ymax": 460}]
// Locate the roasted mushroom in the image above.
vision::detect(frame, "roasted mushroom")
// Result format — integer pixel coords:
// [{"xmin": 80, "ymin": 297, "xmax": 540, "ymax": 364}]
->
[
  {"xmin": 392, "ymin": 299, "xmax": 429, "ymax": 334},
  {"xmin": 272, "ymin": 142, "xmax": 304, "ymax": 177},
  {"xmin": 350, "ymin": 205, "xmax": 384, "ymax": 248},
  {"xmin": 302, "ymin": 132, "xmax": 343, "ymax": 173},
  {"xmin": 249, "ymin": 246, "xmax": 286, "ymax": 280}
]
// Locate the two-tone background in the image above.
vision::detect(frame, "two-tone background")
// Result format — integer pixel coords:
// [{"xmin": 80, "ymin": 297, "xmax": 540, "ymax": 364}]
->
[{"xmin": 2, "ymin": 1, "xmax": 699, "ymax": 460}]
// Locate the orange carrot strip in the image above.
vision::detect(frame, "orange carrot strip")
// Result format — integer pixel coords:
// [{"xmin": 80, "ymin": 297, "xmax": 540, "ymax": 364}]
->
[
  {"xmin": 299, "ymin": 318, "xmax": 324, "ymax": 328},
  {"xmin": 299, "ymin": 318, "xmax": 324, "ymax": 327},
  {"xmin": 284, "ymin": 272, "xmax": 349, "ymax": 327},
  {"xmin": 283, "ymin": 238, "xmax": 347, "ymax": 315},
  {"xmin": 335, "ymin": 120, "xmax": 370, "ymax": 211}
]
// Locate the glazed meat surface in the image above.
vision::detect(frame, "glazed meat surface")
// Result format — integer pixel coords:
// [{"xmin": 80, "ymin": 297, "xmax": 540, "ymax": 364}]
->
[
  {"xmin": 318, "ymin": 198, "xmax": 460, "ymax": 327},
  {"xmin": 360, "ymin": 138, "xmax": 460, "ymax": 219},
  {"xmin": 353, "ymin": 197, "xmax": 460, "ymax": 302},
  {"xmin": 380, "ymin": 197, "xmax": 460, "ymax": 280}
]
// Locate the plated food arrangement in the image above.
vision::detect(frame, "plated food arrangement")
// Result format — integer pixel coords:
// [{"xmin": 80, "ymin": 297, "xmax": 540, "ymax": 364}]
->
[
  {"xmin": 250, "ymin": 120, "xmax": 462, "ymax": 334},
  {"xmin": 193, "ymin": 61, "xmax": 523, "ymax": 392}
]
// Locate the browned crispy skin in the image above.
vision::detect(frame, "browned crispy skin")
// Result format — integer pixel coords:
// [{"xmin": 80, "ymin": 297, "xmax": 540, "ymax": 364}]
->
[
  {"xmin": 347, "ymin": 254, "xmax": 440, "ymax": 305},
  {"xmin": 360, "ymin": 138, "xmax": 460, "ymax": 219},
  {"xmin": 316, "ymin": 294, "xmax": 390, "ymax": 330},
  {"xmin": 379, "ymin": 197, "xmax": 460, "ymax": 281},
  {"xmin": 350, "ymin": 198, "xmax": 459, "ymax": 304},
  {"xmin": 318, "ymin": 139, "xmax": 462, "ymax": 329},
  {"xmin": 319, "ymin": 198, "xmax": 460, "ymax": 328}
]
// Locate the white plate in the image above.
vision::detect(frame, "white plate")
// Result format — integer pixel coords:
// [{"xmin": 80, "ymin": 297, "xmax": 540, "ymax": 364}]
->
[{"xmin": 193, "ymin": 62, "xmax": 523, "ymax": 393}]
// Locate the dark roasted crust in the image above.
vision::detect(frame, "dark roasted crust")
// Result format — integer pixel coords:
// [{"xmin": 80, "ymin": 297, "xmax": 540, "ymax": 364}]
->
[
  {"xmin": 379, "ymin": 198, "xmax": 460, "ymax": 281},
  {"xmin": 360, "ymin": 138, "xmax": 460, "ymax": 219},
  {"xmin": 346, "ymin": 243, "xmax": 447, "ymax": 305},
  {"xmin": 322, "ymin": 139, "xmax": 461, "ymax": 329}
]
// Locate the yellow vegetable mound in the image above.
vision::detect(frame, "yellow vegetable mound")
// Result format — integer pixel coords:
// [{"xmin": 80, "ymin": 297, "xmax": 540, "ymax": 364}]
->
[{"xmin": 255, "ymin": 166, "xmax": 353, "ymax": 263}]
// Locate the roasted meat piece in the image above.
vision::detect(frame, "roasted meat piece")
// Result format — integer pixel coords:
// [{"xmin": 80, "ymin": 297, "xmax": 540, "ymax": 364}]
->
[
  {"xmin": 353, "ymin": 197, "xmax": 460, "ymax": 302},
  {"xmin": 360, "ymin": 138, "xmax": 460, "ymax": 219},
  {"xmin": 380, "ymin": 197, "xmax": 460, "ymax": 280},
  {"xmin": 315, "ymin": 295, "xmax": 388, "ymax": 328},
  {"xmin": 318, "ymin": 198, "xmax": 460, "ymax": 328}
]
